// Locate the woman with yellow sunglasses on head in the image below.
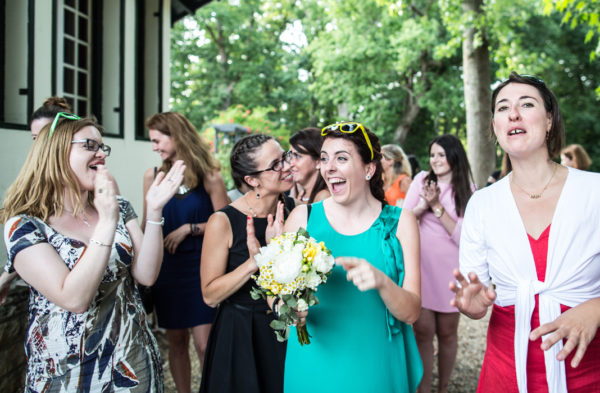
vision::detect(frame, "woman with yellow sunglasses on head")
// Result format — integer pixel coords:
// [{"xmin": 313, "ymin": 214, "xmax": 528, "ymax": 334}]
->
[{"xmin": 282, "ymin": 121, "xmax": 423, "ymax": 393}]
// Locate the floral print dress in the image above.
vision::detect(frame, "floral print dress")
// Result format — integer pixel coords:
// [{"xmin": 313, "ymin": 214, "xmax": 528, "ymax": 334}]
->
[{"xmin": 4, "ymin": 197, "xmax": 163, "ymax": 393}]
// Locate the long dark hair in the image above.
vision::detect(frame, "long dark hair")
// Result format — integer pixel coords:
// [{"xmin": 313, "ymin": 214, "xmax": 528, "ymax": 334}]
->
[
  {"xmin": 289, "ymin": 127, "xmax": 328, "ymax": 203},
  {"xmin": 425, "ymin": 134, "xmax": 473, "ymax": 217},
  {"xmin": 322, "ymin": 124, "xmax": 386, "ymax": 205}
]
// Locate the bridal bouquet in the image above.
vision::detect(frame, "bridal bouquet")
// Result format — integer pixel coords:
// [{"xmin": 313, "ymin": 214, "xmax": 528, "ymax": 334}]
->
[{"xmin": 250, "ymin": 228, "xmax": 335, "ymax": 345}]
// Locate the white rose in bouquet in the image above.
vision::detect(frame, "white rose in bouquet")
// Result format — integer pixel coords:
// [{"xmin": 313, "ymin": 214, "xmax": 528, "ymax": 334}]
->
[
  {"xmin": 313, "ymin": 250, "xmax": 335, "ymax": 273},
  {"xmin": 305, "ymin": 271, "xmax": 322, "ymax": 290},
  {"xmin": 272, "ymin": 248, "xmax": 303, "ymax": 284},
  {"xmin": 254, "ymin": 245, "xmax": 278, "ymax": 268}
]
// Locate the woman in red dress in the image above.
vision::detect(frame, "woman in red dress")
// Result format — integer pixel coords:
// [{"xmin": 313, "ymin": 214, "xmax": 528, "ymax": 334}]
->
[{"xmin": 450, "ymin": 72, "xmax": 600, "ymax": 393}]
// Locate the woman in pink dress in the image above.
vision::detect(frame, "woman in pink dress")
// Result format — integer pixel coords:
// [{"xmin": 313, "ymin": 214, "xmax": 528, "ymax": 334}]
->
[
  {"xmin": 404, "ymin": 134, "xmax": 474, "ymax": 393},
  {"xmin": 451, "ymin": 72, "xmax": 600, "ymax": 392}
]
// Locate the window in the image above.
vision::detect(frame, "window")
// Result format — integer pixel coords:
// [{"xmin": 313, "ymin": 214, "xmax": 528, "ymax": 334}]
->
[
  {"xmin": 135, "ymin": 0, "xmax": 164, "ymax": 140},
  {"xmin": 55, "ymin": 0, "xmax": 123, "ymax": 137},
  {"xmin": 57, "ymin": 0, "xmax": 91, "ymax": 117},
  {"xmin": 0, "ymin": 0, "xmax": 33, "ymax": 129}
]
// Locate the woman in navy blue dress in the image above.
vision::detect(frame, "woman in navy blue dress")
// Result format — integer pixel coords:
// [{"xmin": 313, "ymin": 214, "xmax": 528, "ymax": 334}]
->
[{"xmin": 142, "ymin": 112, "xmax": 229, "ymax": 393}]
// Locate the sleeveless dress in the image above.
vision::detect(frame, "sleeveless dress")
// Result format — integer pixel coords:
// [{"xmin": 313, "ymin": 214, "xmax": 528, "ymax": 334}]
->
[
  {"xmin": 3, "ymin": 197, "xmax": 163, "ymax": 392},
  {"xmin": 152, "ymin": 185, "xmax": 216, "ymax": 328},
  {"xmin": 477, "ymin": 225, "xmax": 600, "ymax": 392},
  {"xmin": 199, "ymin": 198, "xmax": 294, "ymax": 393},
  {"xmin": 385, "ymin": 174, "xmax": 408, "ymax": 206},
  {"xmin": 284, "ymin": 202, "xmax": 423, "ymax": 393}
]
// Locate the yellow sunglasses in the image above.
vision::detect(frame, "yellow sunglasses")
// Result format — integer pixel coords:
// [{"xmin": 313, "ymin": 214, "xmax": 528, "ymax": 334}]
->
[{"xmin": 321, "ymin": 122, "xmax": 374, "ymax": 160}]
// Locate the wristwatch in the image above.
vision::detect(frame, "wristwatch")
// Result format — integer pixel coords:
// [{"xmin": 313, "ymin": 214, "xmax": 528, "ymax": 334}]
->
[{"xmin": 433, "ymin": 206, "xmax": 445, "ymax": 218}]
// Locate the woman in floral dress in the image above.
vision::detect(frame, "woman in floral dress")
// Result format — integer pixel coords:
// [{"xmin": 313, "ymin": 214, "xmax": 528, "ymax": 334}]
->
[{"xmin": 1, "ymin": 114, "xmax": 184, "ymax": 392}]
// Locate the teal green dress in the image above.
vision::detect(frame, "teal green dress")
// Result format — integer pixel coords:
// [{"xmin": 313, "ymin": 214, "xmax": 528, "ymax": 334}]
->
[{"xmin": 284, "ymin": 202, "xmax": 423, "ymax": 393}]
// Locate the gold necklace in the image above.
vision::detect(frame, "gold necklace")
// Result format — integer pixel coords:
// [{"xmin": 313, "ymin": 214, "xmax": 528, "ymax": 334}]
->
[{"xmin": 511, "ymin": 163, "xmax": 558, "ymax": 199}]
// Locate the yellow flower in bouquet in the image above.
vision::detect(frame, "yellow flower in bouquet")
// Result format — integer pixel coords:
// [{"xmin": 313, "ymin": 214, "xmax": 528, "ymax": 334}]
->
[{"xmin": 250, "ymin": 228, "xmax": 335, "ymax": 344}]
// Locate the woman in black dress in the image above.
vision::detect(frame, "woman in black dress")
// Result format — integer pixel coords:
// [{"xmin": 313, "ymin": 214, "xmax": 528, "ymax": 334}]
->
[{"xmin": 199, "ymin": 134, "xmax": 294, "ymax": 393}]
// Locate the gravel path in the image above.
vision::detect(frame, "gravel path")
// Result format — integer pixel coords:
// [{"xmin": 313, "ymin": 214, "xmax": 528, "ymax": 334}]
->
[{"xmin": 155, "ymin": 312, "xmax": 489, "ymax": 393}]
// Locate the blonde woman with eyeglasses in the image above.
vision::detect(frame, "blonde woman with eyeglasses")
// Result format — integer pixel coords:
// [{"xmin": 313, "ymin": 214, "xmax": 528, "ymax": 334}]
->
[{"xmin": 1, "ymin": 114, "xmax": 184, "ymax": 392}]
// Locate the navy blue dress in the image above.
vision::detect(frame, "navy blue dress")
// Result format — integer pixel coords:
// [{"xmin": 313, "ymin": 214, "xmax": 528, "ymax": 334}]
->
[{"xmin": 152, "ymin": 185, "xmax": 217, "ymax": 329}]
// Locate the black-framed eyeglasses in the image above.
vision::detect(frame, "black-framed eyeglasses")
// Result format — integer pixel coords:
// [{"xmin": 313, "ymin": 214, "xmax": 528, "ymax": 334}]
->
[
  {"xmin": 71, "ymin": 139, "xmax": 112, "ymax": 156},
  {"xmin": 249, "ymin": 151, "xmax": 292, "ymax": 175},
  {"xmin": 49, "ymin": 112, "xmax": 81, "ymax": 137}
]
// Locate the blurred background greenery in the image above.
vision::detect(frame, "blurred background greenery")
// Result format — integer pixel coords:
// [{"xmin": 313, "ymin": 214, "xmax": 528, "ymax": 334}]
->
[{"xmin": 170, "ymin": 0, "xmax": 600, "ymax": 183}]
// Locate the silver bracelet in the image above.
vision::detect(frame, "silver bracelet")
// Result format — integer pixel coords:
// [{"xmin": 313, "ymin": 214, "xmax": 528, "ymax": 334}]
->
[
  {"xmin": 146, "ymin": 217, "xmax": 165, "ymax": 226},
  {"xmin": 89, "ymin": 238, "xmax": 111, "ymax": 247}
]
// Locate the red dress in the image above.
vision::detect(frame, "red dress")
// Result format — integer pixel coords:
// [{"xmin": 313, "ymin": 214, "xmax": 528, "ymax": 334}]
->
[{"xmin": 477, "ymin": 225, "xmax": 600, "ymax": 393}]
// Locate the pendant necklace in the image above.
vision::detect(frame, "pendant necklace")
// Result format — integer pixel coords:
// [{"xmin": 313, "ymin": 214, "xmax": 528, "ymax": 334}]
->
[
  {"xmin": 245, "ymin": 196, "xmax": 258, "ymax": 218},
  {"xmin": 511, "ymin": 163, "xmax": 558, "ymax": 199},
  {"xmin": 64, "ymin": 207, "xmax": 91, "ymax": 227}
]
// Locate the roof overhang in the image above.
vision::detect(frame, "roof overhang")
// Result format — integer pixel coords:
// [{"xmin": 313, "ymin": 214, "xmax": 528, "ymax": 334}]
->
[{"xmin": 171, "ymin": 0, "xmax": 213, "ymax": 25}]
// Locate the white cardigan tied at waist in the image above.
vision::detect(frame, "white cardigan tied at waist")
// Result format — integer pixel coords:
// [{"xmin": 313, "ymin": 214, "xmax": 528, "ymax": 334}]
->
[{"xmin": 459, "ymin": 168, "xmax": 600, "ymax": 393}]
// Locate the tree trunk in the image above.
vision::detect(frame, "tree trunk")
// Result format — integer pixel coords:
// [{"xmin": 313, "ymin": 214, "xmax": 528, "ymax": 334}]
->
[
  {"xmin": 462, "ymin": 0, "xmax": 495, "ymax": 188},
  {"xmin": 393, "ymin": 90, "xmax": 420, "ymax": 144}
]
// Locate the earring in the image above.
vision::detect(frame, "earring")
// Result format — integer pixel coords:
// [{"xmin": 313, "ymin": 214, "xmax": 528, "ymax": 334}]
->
[
  {"xmin": 365, "ymin": 174, "xmax": 371, "ymax": 180},
  {"xmin": 256, "ymin": 191, "xmax": 260, "ymax": 199}
]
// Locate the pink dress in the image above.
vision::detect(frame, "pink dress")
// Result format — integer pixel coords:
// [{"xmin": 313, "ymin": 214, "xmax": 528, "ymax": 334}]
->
[{"xmin": 404, "ymin": 171, "xmax": 463, "ymax": 313}]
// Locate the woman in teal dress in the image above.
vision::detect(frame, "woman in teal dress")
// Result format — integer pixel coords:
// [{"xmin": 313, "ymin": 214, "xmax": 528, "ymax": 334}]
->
[{"xmin": 281, "ymin": 122, "xmax": 423, "ymax": 393}]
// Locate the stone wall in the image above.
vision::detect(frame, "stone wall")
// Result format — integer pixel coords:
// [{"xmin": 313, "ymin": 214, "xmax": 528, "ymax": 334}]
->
[{"xmin": 0, "ymin": 282, "xmax": 27, "ymax": 393}]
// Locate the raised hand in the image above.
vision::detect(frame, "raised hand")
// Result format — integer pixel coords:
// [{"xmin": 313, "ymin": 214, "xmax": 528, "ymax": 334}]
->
[
  {"xmin": 529, "ymin": 298, "xmax": 600, "ymax": 368},
  {"xmin": 339, "ymin": 257, "xmax": 385, "ymax": 292},
  {"xmin": 94, "ymin": 165, "xmax": 119, "ymax": 225},
  {"xmin": 449, "ymin": 269, "xmax": 496, "ymax": 320},
  {"xmin": 265, "ymin": 201, "xmax": 284, "ymax": 241},
  {"xmin": 245, "ymin": 216, "xmax": 260, "ymax": 273},
  {"xmin": 421, "ymin": 180, "xmax": 440, "ymax": 207},
  {"xmin": 146, "ymin": 160, "xmax": 186, "ymax": 212}
]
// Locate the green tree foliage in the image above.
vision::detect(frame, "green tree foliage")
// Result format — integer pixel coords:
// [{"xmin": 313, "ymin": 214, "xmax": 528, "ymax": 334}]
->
[
  {"xmin": 543, "ymin": 0, "xmax": 600, "ymax": 60},
  {"xmin": 306, "ymin": 0, "xmax": 464, "ymax": 150},
  {"xmin": 170, "ymin": 0, "xmax": 600, "ymax": 174},
  {"xmin": 170, "ymin": 0, "xmax": 313, "ymax": 133}
]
